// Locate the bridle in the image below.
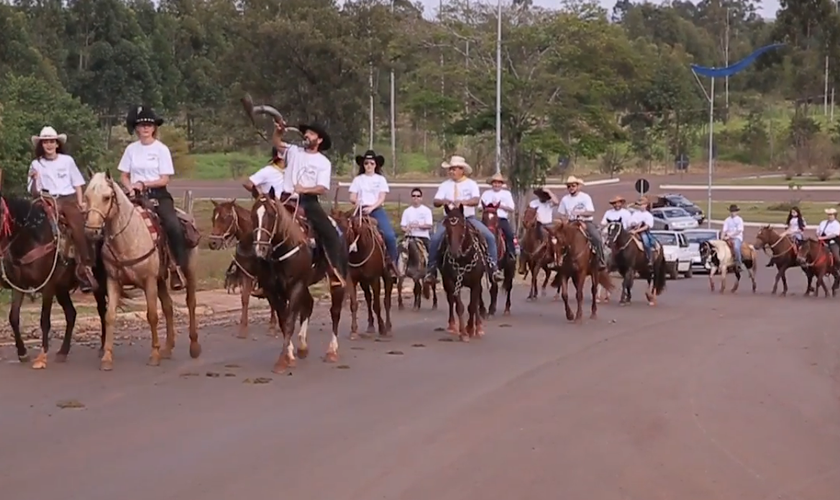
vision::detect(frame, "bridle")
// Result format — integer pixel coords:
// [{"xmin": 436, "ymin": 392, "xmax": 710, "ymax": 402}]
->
[
  {"xmin": 253, "ymin": 197, "xmax": 301, "ymax": 262},
  {"xmin": 84, "ymin": 180, "xmax": 132, "ymax": 241},
  {"xmin": 209, "ymin": 204, "xmax": 240, "ymax": 248}
]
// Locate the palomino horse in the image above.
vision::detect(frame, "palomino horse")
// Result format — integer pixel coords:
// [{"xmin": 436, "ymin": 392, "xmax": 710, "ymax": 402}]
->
[
  {"xmin": 250, "ymin": 188, "xmax": 344, "ymax": 372},
  {"xmin": 481, "ymin": 202, "xmax": 514, "ymax": 315},
  {"xmin": 396, "ymin": 236, "xmax": 437, "ymax": 310},
  {"xmin": 795, "ymin": 238, "xmax": 839, "ymax": 297},
  {"xmin": 208, "ymin": 199, "xmax": 277, "ymax": 338},
  {"xmin": 604, "ymin": 222, "xmax": 667, "ymax": 305},
  {"xmin": 0, "ymin": 192, "xmax": 106, "ymax": 369},
  {"xmin": 331, "ymin": 206, "xmax": 393, "ymax": 339},
  {"xmin": 519, "ymin": 206, "xmax": 556, "ymax": 300},
  {"xmin": 698, "ymin": 239, "xmax": 757, "ymax": 294},
  {"xmin": 84, "ymin": 171, "xmax": 201, "ymax": 370},
  {"xmin": 754, "ymin": 226, "xmax": 806, "ymax": 296},
  {"xmin": 550, "ymin": 221, "xmax": 614, "ymax": 323}
]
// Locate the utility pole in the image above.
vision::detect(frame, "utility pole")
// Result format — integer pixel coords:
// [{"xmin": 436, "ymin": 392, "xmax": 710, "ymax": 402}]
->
[
  {"xmin": 390, "ymin": 0, "xmax": 397, "ymax": 176},
  {"xmin": 724, "ymin": 5, "xmax": 730, "ymax": 110}
]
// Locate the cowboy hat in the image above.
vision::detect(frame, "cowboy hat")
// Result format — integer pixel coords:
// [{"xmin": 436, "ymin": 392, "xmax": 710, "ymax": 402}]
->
[
  {"xmin": 354, "ymin": 150, "xmax": 385, "ymax": 168},
  {"xmin": 441, "ymin": 155, "xmax": 473, "ymax": 175},
  {"xmin": 565, "ymin": 175, "xmax": 585, "ymax": 186},
  {"xmin": 487, "ymin": 172, "xmax": 506, "ymax": 185},
  {"xmin": 31, "ymin": 126, "xmax": 67, "ymax": 147},
  {"xmin": 298, "ymin": 123, "xmax": 332, "ymax": 152},
  {"xmin": 125, "ymin": 105, "xmax": 164, "ymax": 135},
  {"xmin": 728, "ymin": 204, "xmax": 740, "ymax": 212},
  {"xmin": 609, "ymin": 195, "xmax": 626, "ymax": 204},
  {"xmin": 533, "ymin": 187, "xmax": 551, "ymax": 202},
  {"xmin": 826, "ymin": 207, "xmax": 838, "ymax": 215}
]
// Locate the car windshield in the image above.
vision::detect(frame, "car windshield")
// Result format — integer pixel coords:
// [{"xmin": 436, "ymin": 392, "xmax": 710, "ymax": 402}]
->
[
  {"xmin": 652, "ymin": 233, "xmax": 678, "ymax": 246},
  {"xmin": 667, "ymin": 195, "xmax": 694, "ymax": 206},
  {"xmin": 661, "ymin": 208, "xmax": 690, "ymax": 218},
  {"xmin": 684, "ymin": 231, "xmax": 718, "ymax": 243}
]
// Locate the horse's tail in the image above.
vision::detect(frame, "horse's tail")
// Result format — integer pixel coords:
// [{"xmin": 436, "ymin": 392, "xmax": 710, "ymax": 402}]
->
[
  {"xmin": 652, "ymin": 254, "xmax": 667, "ymax": 295},
  {"xmin": 596, "ymin": 269, "xmax": 614, "ymax": 292}
]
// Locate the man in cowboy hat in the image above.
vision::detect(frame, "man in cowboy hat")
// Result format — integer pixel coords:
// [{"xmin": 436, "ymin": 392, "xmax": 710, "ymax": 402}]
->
[
  {"xmin": 424, "ymin": 155, "xmax": 503, "ymax": 283},
  {"xmin": 629, "ymin": 196, "xmax": 656, "ymax": 269},
  {"xmin": 274, "ymin": 121, "xmax": 348, "ymax": 287},
  {"xmin": 529, "ymin": 187, "xmax": 559, "ymax": 229},
  {"xmin": 600, "ymin": 194, "xmax": 632, "ymax": 230},
  {"xmin": 817, "ymin": 207, "xmax": 840, "ymax": 272},
  {"xmin": 243, "ymin": 146, "xmax": 287, "ymax": 199},
  {"xmin": 480, "ymin": 172, "xmax": 516, "ymax": 260},
  {"xmin": 721, "ymin": 204, "xmax": 745, "ymax": 269},
  {"xmin": 557, "ymin": 175, "xmax": 607, "ymax": 268},
  {"xmin": 349, "ymin": 149, "xmax": 399, "ymax": 275}
]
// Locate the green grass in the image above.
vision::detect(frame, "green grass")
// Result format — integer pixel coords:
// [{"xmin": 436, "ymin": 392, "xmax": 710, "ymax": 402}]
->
[
  {"xmin": 709, "ymin": 201, "xmax": 838, "ymax": 224},
  {"xmin": 727, "ymin": 176, "xmax": 840, "ymax": 186},
  {"xmin": 190, "ymin": 152, "xmax": 266, "ymax": 180}
]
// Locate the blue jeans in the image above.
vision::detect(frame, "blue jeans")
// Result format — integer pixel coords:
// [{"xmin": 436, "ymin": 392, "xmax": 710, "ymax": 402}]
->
[
  {"xmin": 368, "ymin": 207, "xmax": 398, "ymax": 263},
  {"xmin": 427, "ymin": 216, "xmax": 498, "ymax": 274},
  {"xmin": 498, "ymin": 218, "xmax": 515, "ymax": 257},
  {"xmin": 730, "ymin": 237, "xmax": 743, "ymax": 264},
  {"xmin": 640, "ymin": 230, "xmax": 654, "ymax": 260}
]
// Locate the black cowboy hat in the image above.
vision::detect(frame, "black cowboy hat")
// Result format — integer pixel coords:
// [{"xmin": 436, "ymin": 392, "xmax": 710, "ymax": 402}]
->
[
  {"xmin": 728, "ymin": 204, "xmax": 740, "ymax": 212},
  {"xmin": 125, "ymin": 105, "xmax": 164, "ymax": 135},
  {"xmin": 354, "ymin": 149, "xmax": 385, "ymax": 174},
  {"xmin": 298, "ymin": 122, "xmax": 331, "ymax": 152},
  {"xmin": 533, "ymin": 187, "xmax": 551, "ymax": 202}
]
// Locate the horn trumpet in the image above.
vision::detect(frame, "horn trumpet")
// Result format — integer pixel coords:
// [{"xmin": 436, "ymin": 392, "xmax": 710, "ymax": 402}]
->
[{"xmin": 240, "ymin": 94, "xmax": 301, "ymax": 142}]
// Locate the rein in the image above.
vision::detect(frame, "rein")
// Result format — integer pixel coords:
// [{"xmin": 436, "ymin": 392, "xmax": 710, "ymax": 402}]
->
[
  {"xmin": 346, "ymin": 210, "xmax": 382, "ymax": 269},
  {"xmin": 254, "ymin": 197, "xmax": 303, "ymax": 262},
  {"xmin": 91, "ymin": 183, "xmax": 159, "ymax": 269}
]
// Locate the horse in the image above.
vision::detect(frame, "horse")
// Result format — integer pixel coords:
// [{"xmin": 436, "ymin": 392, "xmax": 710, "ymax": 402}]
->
[
  {"xmin": 518, "ymin": 206, "xmax": 556, "ymax": 300},
  {"xmin": 208, "ymin": 199, "xmax": 277, "ymax": 338},
  {"xmin": 481, "ymin": 202, "xmax": 515, "ymax": 315},
  {"xmin": 0, "ymin": 191, "xmax": 107, "ymax": 369},
  {"xmin": 550, "ymin": 221, "xmax": 614, "ymax": 323},
  {"xmin": 396, "ymin": 236, "xmax": 437, "ymax": 311},
  {"xmin": 433, "ymin": 204, "xmax": 486, "ymax": 341},
  {"xmin": 250, "ymin": 187, "xmax": 344, "ymax": 372},
  {"xmin": 604, "ymin": 222, "xmax": 667, "ymax": 305},
  {"xmin": 698, "ymin": 239, "xmax": 758, "ymax": 294},
  {"xmin": 795, "ymin": 237, "xmax": 839, "ymax": 297},
  {"xmin": 84, "ymin": 171, "xmax": 201, "ymax": 371},
  {"xmin": 331, "ymin": 206, "xmax": 393, "ymax": 340},
  {"xmin": 754, "ymin": 226, "xmax": 807, "ymax": 296}
]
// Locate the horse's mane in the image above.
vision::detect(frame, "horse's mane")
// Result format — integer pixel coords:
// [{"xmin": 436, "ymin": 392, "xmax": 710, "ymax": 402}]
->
[
  {"xmin": 2, "ymin": 195, "xmax": 51, "ymax": 242},
  {"xmin": 88, "ymin": 172, "xmax": 132, "ymax": 209},
  {"xmin": 268, "ymin": 197, "xmax": 307, "ymax": 245}
]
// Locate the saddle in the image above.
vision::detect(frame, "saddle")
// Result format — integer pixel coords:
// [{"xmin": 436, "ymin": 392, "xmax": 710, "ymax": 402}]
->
[
  {"xmin": 133, "ymin": 198, "xmax": 201, "ymax": 275},
  {"xmin": 34, "ymin": 196, "xmax": 74, "ymax": 260}
]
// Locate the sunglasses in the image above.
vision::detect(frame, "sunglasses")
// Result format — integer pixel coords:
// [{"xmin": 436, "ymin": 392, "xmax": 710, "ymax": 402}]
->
[{"xmin": 411, "ymin": 194, "xmax": 421, "ymax": 198}]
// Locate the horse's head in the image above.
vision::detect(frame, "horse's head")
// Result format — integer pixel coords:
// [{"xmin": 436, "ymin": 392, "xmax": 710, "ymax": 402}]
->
[
  {"xmin": 443, "ymin": 204, "xmax": 469, "ymax": 258},
  {"xmin": 84, "ymin": 170, "xmax": 120, "ymax": 240},
  {"xmin": 753, "ymin": 225, "xmax": 777, "ymax": 250},
  {"xmin": 522, "ymin": 207, "xmax": 538, "ymax": 230},
  {"xmin": 482, "ymin": 203, "xmax": 500, "ymax": 230},
  {"xmin": 796, "ymin": 237, "xmax": 818, "ymax": 266},
  {"xmin": 251, "ymin": 188, "xmax": 280, "ymax": 259},
  {"xmin": 605, "ymin": 221, "xmax": 624, "ymax": 247},
  {"xmin": 699, "ymin": 240, "xmax": 715, "ymax": 266},
  {"xmin": 209, "ymin": 199, "xmax": 241, "ymax": 250}
]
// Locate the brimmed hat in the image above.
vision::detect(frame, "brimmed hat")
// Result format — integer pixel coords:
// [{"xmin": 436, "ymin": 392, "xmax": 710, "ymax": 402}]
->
[
  {"xmin": 298, "ymin": 123, "xmax": 332, "ymax": 151},
  {"xmin": 31, "ymin": 126, "xmax": 67, "ymax": 147},
  {"xmin": 441, "ymin": 155, "xmax": 472, "ymax": 175},
  {"xmin": 565, "ymin": 175, "xmax": 585, "ymax": 186},
  {"xmin": 609, "ymin": 195, "xmax": 626, "ymax": 204},
  {"xmin": 126, "ymin": 105, "xmax": 164, "ymax": 135},
  {"xmin": 826, "ymin": 207, "xmax": 838, "ymax": 215},
  {"xmin": 355, "ymin": 150, "xmax": 385, "ymax": 169},
  {"xmin": 487, "ymin": 172, "xmax": 506, "ymax": 184},
  {"xmin": 533, "ymin": 187, "xmax": 551, "ymax": 202},
  {"xmin": 729, "ymin": 204, "xmax": 740, "ymax": 212}
]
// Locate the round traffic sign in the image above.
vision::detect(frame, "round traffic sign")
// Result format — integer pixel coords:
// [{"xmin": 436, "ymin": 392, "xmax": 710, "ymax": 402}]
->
[{"xmin": 635, "ymin": 178, "xmax": 650, "ymax": 195}]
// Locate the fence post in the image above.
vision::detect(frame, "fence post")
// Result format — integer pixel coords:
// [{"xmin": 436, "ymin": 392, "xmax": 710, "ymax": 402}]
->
[{"xmin": 183, "ymin": 189, "xmax": 194, "ymax": 214}]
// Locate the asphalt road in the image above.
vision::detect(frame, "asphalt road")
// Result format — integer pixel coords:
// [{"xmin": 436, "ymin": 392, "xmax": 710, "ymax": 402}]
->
[{"xmin": 2, "ymin": 267, "xmax": 839, "ymax": 499}]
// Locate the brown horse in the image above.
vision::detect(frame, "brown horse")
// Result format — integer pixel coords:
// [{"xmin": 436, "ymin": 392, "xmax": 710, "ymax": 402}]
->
[
  {"xmin": 795, "ymin": 237, "xmax": 839, "ymax": 297},
  {"xmin": 250, "ymin": 188, "xmax": 344, "ymax": 372},
  {"xmin": 551, "ymin": 221, "xmax": 614, "ymax": 323},
  {"xmin": 331, "ymin": 206, "xmax": 393, "ymax": 339},
  {"xmin": 396, "ymin": 236, "xmax": 437, "ymax": 311},
  {"xmin": 208, "ymin": 199, "xmax": 277, "ymax": 338},
  {"xmin": 0, "ymin": 192, "xmax": 107, "ymax": 369},
  {"xmin": 754, "ymin": 226, "xmax": 807, "ymax": 296},
  {"xmin": 481, "ymin": 202, "xmax": 514, "ymax": 315},
  {"xmin": 518, "ymin": 206, "xmax": 556, "ymax": 300},
  {"xmin": 603, "ymin": 222, "xmax": 667, "ymax": 305}
]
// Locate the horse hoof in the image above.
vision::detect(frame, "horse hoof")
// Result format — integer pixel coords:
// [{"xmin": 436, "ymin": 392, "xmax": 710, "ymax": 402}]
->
[
  {"xmin": 189, "ymin": 342, "xmax": 202, "ymax": 359},
  {"xmin": 323, "ymin": 352, "xmax": 339, "ymax": 363},
  {"xmin": 589, "ymin": 313, "xmax": 597, "ymax": 320},
  {"xmin": 54, "ymin": 352, "xmax": 68, "ymax": 363},
  {"xmin": 648, "ymin": 301, "xmax": 656, "ymax": 307},
  {"xmin": 147, "ymin": 355, "xmax": 161, "ymax": 367},
  {"xmin": 398, "ymin": 304, "xmax": 405, "ymax": 310},
  {"xmin": 459, "ymin": 334, "xmax": 470, "ymax": 343},
  {"xmin": 100, "ymin": 360, "xmax": 113, "ymax": 371},
  {"xmin": 566, "ymin": 314, "xmax": 575, "ymax": 322},
  {"xmin": 236, "ymin": 330, "xmax": 248, "ymax": 340},
  {"xmin": 349, "ymin": 333, "xmax": 360, "ymax": 341},
  {"xmin": 297, "ymin": 347, "xmax": 310, "ymax": 359},
  {"xmin": 160, "ymin": 348, "xmax": 172, "ymax": 360},
  {"xmin": 32, "ymin": 354, "xmax": 47, "ymax": 370},
  {"xmin": 18, "ymin": 354, "xmax": 30, "ymax": 363},
  {"xmin": 272, "ymin": 359, "xmax": 292, "ymax": 373},
  {"xmin": 503, "ymin": 309, "xmax": 510, "ymax": 316},
  {"xmin": 366, "ymin": 326, "xmax": 376, "ymax": 334}
]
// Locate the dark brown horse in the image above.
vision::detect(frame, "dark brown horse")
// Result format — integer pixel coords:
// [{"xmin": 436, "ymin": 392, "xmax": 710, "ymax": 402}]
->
[
  {"xmin": 396, "ymin": 236, "xmax": 437, "ymax": 311},
  {"xmin": 208, "ymin": 199, "xmax": 277, "ymax": 338},
  {"xmin": 604, "ymin": 222, "xmax": 667, "ymax": 305},
  {"xmin": 250, "ymin": 188, "xmax": 344, "ymax": 372},
  {"xmin": 0, "ymin": 192, "xmax": 107, "ymax": 369},
  {"xmin": 550, "ymin": 221, "xmax": 614, "ymax": 323},
  {"xmin": 518, "ymin": 206, "xmax": 556, "ymax": 300},
  {"xmin": 331, "ymin": 206, "xmax": 393, "ymax": 339},
  {"xmin": 481, "ymin": 202, "xmax": 514, "ymax": 315},
  {"xmin": 754, "ymin": 226, "xmax": 807, "ymax": 296},
  {"xmin": 796, "ymin": 237, "xmax": 839, "ymax": 297}
]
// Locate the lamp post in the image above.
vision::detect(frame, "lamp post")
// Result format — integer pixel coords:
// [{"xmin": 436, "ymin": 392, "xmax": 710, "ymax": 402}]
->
[{"xmin": 494, "ymin": 0, "xmax": 502, "ymax": 175}]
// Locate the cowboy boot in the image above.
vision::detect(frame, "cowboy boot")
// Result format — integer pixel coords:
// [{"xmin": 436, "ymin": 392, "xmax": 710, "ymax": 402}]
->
[
  {"xmin": 76, "ymin": 265, "xmax": 97, "ymax": 293},
  {"xmin": 170, "ymin": 266, "xmax": 186, "ymax": 291}
]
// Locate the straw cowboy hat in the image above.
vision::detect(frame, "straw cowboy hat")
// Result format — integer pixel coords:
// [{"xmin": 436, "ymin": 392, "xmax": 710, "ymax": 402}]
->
[
  {"xmin": 441, "ymin": 155, "xmax": 472, "ymax": 174},
  {"xmin": 565, "ymin": 175, "xmax": 585, "ymax": 186},
  {"xmin": 609, "ymin": 195, "xmax": 626, "ymax": 204},
  {"xmin": 826, "ymin": 207, "xmax": 838, "ymax": 215},
  {"xmin": 487, "ymin": 172, "xmax": 506, "ymax": 185},
  {"xmin": 31, "ymin": 126, "xmax": 67, "ymax": 147}
]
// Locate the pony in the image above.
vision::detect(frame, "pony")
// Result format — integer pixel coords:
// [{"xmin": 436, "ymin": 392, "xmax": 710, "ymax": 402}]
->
[
  {"xmin": 795, "ymin": 237, "xmax": 839, "ymax": 297},
  {"xmin": 208, "ymin": 199, "xmax": 277, "ymax": 338},
  {"xmin": 396, "ymin": 236, "xmax": 437, "ymax": 311},
  {"xmin": 754, "ymin": 226, "xmax": 806, "ymax": 296},
  {"xmin": 698, "ymin": 239, "xmax": 757, "ymax": 294},
  {"xmin": 604, "ymin": 222, "xmax": 667, "ymax": 305},
  {"xmin": 84, "ymin": 171, "xmax": 201, "ymax": 371},
  {"xmin": 480, "ymin": 202, "xmax": 515, "ymax": 315},
  {"xmin": 518, "ymin": 206, "xmax": 556, "ymax": 300}
]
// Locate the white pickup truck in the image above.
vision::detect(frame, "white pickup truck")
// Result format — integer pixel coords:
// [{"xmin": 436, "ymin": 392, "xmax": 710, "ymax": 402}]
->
[{"xmin": 650, "ymin": 230, "xmax": 699, "ymax": 279}]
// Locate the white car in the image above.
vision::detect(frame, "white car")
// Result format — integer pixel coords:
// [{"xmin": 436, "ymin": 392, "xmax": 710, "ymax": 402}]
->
[
  {"xmin": 650, "ymin": 230, "xmax": 698, "ymax": 279},
  {"xmin": 682, "ymin": 229, "xmax": 721, "ymax": 273}
]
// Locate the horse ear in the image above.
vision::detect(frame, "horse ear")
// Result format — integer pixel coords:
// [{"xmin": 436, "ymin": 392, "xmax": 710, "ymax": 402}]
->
[
  {"xmin": 230, "ymin": 198, "xmax": 237, "ymax": 205},
  {"xmin": 211, "ymin": 199, "xmax": 219, "ymax": 207},
  {"xmin": 250, "ymin": 186, "xmax": 260, "ymax": 199},
  {"xmin": 444, "ymin": 205, "xmax": 451, "ymax": 215},
  {"xmin": 87, "ymin": 167, "xmax": 95, "ymax": 179},
  {"xmin": 105, "ymin": 169, "xmax": 112, "ymax": 180},
  {"xmin": 458, "ymin": 203, "xmax": 464, "ymax": 212},
  {"xmin": 268, "ymin": 186, "xmax": 276, "ymax": 200}
]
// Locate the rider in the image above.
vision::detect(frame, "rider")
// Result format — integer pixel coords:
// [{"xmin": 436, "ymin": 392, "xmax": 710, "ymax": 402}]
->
[
  {"xmin": 118, "ymin": 106, "xmax": 188, "ymax": 290},
  {"xmin": 423, "ymin": 155, "xmax": 503, "ymax": 285},
  {"xmin": 600, "ymin": 195, "xmax": 632, "ymax": 230},
  {"xmin": 27, "ymin": 126, "xmax": 96, "ymax": 293},
  {"xmin": 816, "ymin": 208, "xmax": 840, "ymax": 270},
  {"xmin": 480, "ymin": 172, "xmax": 516, "ymax": 259},
  {"xmin": 557, "ymin": 176, "xmax": 606, "ymax": 269},
  {"xmin": 767, "ymin": 206, "xmax": 807, "ymax": 268},
  {"xmin": 629, "ymin": 196, "xmax": 656, "ymax": 269},
  {"xmin": 274, "ymin": 121, "xmax": 348, "ymax": 288},
  {"xmin": 400, "ymin": 187, "xmax": 433, "ymax": 251},
  {"xmin": 721, "ymin": 204, "xmax": 745, "ymax": 269},
  {"xmin": 529, "ymin": 188, "xmax": 558, "ymax": 230},
  {"xmin": 243, "ymin": 146, "xmax": 286, "ymax": 198},
  {"xmin": 348, "ymin": 149, "xmax": 398, "ymax": 276}
]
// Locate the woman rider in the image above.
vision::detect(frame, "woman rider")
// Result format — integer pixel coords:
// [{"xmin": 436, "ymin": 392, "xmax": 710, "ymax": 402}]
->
[
  {"xmin": 27, "ymin": 126, "xmax": 96, "ymax": 292},
  {"xmin": 117, "ymin": 106, "xmax": 188, "ymax": 290},
  {"xmin": 629, "ymin": 196, "xmax": 656, "ymax": 269},
  {"xmin": 348, "ymin": 149, "xmax": 398, "ymax": 276}
]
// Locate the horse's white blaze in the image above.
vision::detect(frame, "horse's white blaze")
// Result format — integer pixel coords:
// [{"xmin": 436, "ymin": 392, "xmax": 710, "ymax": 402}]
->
[
  {"xmin": 255, "ymin": 205, "xmax": 267, "ymax": 243},
  {"xmin": 298, "ymin": 318, "xmax": 309, "ymax": 350}
]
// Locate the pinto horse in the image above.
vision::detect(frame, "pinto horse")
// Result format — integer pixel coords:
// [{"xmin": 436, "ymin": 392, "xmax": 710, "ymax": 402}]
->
[
  {"xmin": 698, "ymin": 239, "xmax": 757, "ymax": 294},
  {"xmin": 754, "ymin": 226, "xmax": 806, "ymax": 296},
  {"xmin": 518, "ymin": 206, "xmax": 556, "ymax": 300},
  {"xmin": 396, "ymin": 236, "xmax": 437, "ymax": 311},
  {"xmin": 604, "ymin": 222, "xmax": 667, "ymax": 305},
  {"xmin": 795, "ymin": 237, "xmax": 839, "ymax": 297},
  {"xmin": 208, "ymin": 199, "xmax": 277, "ymax": 338},
  {"xmin": 481, "ymin": 202, "xmax": 514, "ymax": 315}
]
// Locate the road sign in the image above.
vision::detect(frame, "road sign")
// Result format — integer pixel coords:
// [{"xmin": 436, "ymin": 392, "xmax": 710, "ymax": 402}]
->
[
  {"xmin": 635, "ymin": 178, "xmax": 650, "ymax": 195},
  {"xmin": 675, "ymin": 153, "xmax": 689, "ymax": 171}
]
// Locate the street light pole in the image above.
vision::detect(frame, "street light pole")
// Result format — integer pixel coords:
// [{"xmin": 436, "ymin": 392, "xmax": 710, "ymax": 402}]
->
[{"xmin": 495, "ymin": 0, "xmax": 502, "ymax": 175}]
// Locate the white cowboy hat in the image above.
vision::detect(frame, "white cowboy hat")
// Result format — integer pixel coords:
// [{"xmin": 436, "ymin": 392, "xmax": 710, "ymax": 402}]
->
[
  {"xmin": 826, "ymin": 208, "xmax": 838, "ymax": 215},
  {"xmin": 564, "ymin": 175, "xmax": 585, "ymax": 186},
  {"xmin": 31, "ymin": 126, "xmax": 67, "ymax": 147},
  {"xmin": 441, "ymin": 155, "xmax": 473, "ymax": 175}
]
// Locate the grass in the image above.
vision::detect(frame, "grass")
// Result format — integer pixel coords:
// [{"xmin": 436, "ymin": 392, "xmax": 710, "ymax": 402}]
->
[
  {"xmin": 727, "ymin": 175, "xmax": 840, "ymax": 186},
  {"xmin": 709, "ymin": 201, "xmax": 838, "ymax": 224}
]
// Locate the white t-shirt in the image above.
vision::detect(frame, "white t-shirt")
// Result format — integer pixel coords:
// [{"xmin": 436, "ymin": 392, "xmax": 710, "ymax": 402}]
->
[
  {"xmin": 349, "ymin": 173, "xmax": 389, "ymax": 207},
  {"xmin": 400, "ymin": 205, "xmax": 434, "ymax": 238},
  {"xmin": 529, "ymin": 199, "xmax": 555, "ymax": 224},
  {"xmin": 558, "ymin": 192, "xmax": 595, "ymax": 221},
  {"xmin": 282, "ymin": 145, "xmax": 331, "ymax": 196},
  {"xmin": 27, "ymin": 154, "xmax": 85, "ymax": 196},
  {"xmin": 787, "ymin": 216, "xmax": 805, "ymax": 235},
  {"xmin": 480, "ymin": 189, "xmax": 515, "ymax": 219},
  {"xmin": 601, "ymin": 208, "xmax": 632, "ymax": 229},
  {"xmin": 117, "ymin": 140, "xmax": 175, "ymax": 184},
  {"xmin": 249, "ymin": 165, "xmax": 286, "ymax": 196},
  {"xmin": 818, "ymin": 220, "xmax": 840, "ymax": 238},
  {"xmin": 629, "ymin": 210, "xmax": 654, "ymax": 229},
  {"xmin": 434, "ymin": 178, "xmax": 480, "ymax": 218},
  {"xmin": 722, "ymin": 215, "xmax": 744, "ymax": 240}
]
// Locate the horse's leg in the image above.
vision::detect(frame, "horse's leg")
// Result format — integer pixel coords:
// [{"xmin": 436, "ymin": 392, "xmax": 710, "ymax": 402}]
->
[
  {"xmin": 100, "ymin": 278, "xmax": 121, "ymax": 371},
  {"xmin": 561, "ymin": 276, "xmax": 574, "ymax": 321},
  {"xmin": 237, "ymin": 275, "xmax": 253, "ymax": 339},
  {"xmin": 456, "ymin": 293, "xmax": 468, "ymax": 341},
  {"xmin": 431, "ymin": 279, "xmax": 438, "ymax": 309},
  {"xmin": 349, "ymin": 278, "xmax": 360, "ymax": 340},
  {"xmin": 820, "ymin": 272, "xmax": 831, "ymax": 297},
  {"xmin": 540, "ymin": 265, "xmax": 550, "ymax": 297},
  {"xmin": 382, "ymin": 273, "xmax": 393, "ymax": 336},
  {"xmin": 731, "ymin": 268, "xmax": 740, "ymax": 293},
  {"xmin": 444, "ymin": 279, "xmax": 458, "ymax": 334},
  {"xmin": 719, "ymin": 268, "xmax": 727, "ymax": 294},
  {"xmin": 470, "ymin": 283, "xmax": 484, "ymax": 338},
  {"xmin": 620, "ymin": 271, "xmax": 631, "ymax": 304},
  {"xmin": 412, "ymin": 279, "xmax": 421, "ymax": 310},
  {"xmin": 488, "ymin": 279, "xmax": 498, "ymax": 317},
  {"xmin": 144, "ymin": 277, "xmax": 162, "ymax": 366},
  {"xmin": 269, "ymin": 307, "xmax": 278, "ymax": 335},
  {"xmin": 324, "ymin": 281, "xmax": 344, "ymax": 363},
  {"xmin": 93, "ymin": 282, "xmax": 107, "ymax": 358},
  {"xmin": 30, "ymin": 289, "xmax": 55, "ymax": 370},
  {"xmin": 771, "ymin": 264, "xmax": 782, "ymax": 295},
  {"xmin": 528, "ymin": 263, "xmax": 538, "ymax": 300},
  {"xmin": 296, "ymin": 290, "xmax": 313, "ymax": 359},
  {"xmin": 273, "ymin": 283, "xmax": 300, "ymax": 373},
  {"xmin": 54, "ymin": 288, "xmax": 76, "ymax": 363},
  {"xmin": 361, "ymin": 280, "xmax": 375, "ymax": 335},
  {"xmin": 397, "ymin": 275, "xmax": 405, "ymax": 310},
  {"xmin": 157, "ymin": 279, "xmax": 176, "ymax": 360},
  {"xmin": 804, "ymin": 269, "xmax": 813, "ymax": 295},
  {"xmin": 644, "ymin": 268, "xmax": 657, "ymax": 306},
  {"xmin": 371, "ymin": 276, "xmax": 385, "ymax": 336},
  {"xmin": 185, "ymin": 251, "xmax": 201, "ymax": 359},
  {"xmin": 573, "ymin": 273, "xmax": 585, "ymax": 324},
  {"xmin": 779, "ymin": 265, "xmax": 789, "ymax": 296},
  {"xmin": 589, "ymin": 273, "xmax": 598, "ymax": 320},
  {"xmin": 9, "ymin": 290, "xmax": 27, "ymax": 362},
  {"xmin": 503, "ymin": 265, "xmax": 513, "ymax": 316}
]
